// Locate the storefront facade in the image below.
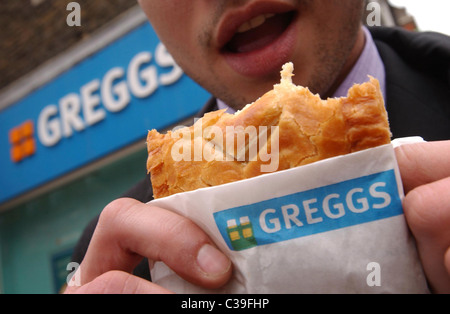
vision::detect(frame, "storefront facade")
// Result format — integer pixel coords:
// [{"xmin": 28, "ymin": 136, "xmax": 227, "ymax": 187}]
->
[{"xmin": 0, "ymin": 6, "xmax": 209, "ymax": 293}]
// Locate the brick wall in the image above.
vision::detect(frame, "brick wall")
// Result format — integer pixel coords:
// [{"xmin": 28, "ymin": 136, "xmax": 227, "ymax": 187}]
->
[{"xmin": 0, "ymin": 0, "xmax": 136, "ymax": 91}]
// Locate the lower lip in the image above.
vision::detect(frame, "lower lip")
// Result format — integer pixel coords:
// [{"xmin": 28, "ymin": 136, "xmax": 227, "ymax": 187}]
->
[{"xmin": 221, "ymin": 14, "xmax": 298, "ymax": 78}]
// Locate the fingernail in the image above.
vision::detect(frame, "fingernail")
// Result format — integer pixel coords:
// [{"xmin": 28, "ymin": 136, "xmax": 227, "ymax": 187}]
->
[{"xmin": 196, "ymin": 244, "xmax": 231, "ymax": 276}]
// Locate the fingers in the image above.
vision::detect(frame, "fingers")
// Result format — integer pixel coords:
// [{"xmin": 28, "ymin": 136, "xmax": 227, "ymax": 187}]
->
[
  {"xmin": 396, "ymin": 140, "xmax": 450, "ymax": 293},
  {"xmin": 395, "ymin": 140, "xmax": 450, "ymax": 193},
  {"xmin": 445, "ymin": 247, "xmax": 450, "ymax": 280},
  {"xmin": 403, "ymin": 176, "xmax": 450, "ymax": 293},
  {"xmin": 65, "ymin": 270, "xmax": 173, "ymax": 294},
  {"xmin": 80, "ymin": 198, "xmax": 232, "ymax": 290}
]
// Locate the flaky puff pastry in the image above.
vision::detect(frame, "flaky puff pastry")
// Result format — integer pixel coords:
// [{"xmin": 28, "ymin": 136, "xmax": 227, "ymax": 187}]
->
[{"xmin": 147, "ymin": 63, "xmax": 391, "ymax": 198}]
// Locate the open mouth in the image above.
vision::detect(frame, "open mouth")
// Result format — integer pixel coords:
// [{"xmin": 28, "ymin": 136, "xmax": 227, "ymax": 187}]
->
[
  {"xmin": 218, "ymin": 8, "xmax": 298, "ymax": 77},
  {"xmin": 222, "ymin": 11, "xmax": 296, "ymax": 54}
]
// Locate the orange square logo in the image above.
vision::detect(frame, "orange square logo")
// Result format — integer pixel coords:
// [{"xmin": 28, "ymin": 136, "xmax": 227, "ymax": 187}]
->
[
  {"xmin": 9, "ymin": 127, "xmax": 21, "ymax": 144},
  {"xmin": 11, "ymin": 145, "xmax": 23, "ymax": 163},
  {"xmin": 23, "ymin": 138, "xmax": 36, "ymax": 156},
  {"xmin": 9, "ymin": 120, "xmax": 36, "ymax": 163},
  {"xmin": 22, "ymin": 120, "xmax": 34, "ymax": 138}
]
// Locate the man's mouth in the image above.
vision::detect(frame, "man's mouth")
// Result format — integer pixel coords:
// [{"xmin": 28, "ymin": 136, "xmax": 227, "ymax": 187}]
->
[
  {"xmin": 216, "ymin": 5, "xmax": 298, "ymax": 78},
  {"xmin": 223, "ymin": 11, "xmax": 295, "ymax": 54}
]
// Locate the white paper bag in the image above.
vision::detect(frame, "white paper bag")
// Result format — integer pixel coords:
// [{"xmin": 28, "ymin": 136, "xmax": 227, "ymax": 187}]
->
[{"xmin": 148, "ymin": 138, "xmax": 429, "ymax": 293}]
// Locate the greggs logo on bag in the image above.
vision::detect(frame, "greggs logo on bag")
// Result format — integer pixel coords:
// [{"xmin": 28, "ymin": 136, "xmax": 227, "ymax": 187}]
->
[{"xmin": 213, "ymin": 169, "xmax": 403, "ymax": 251}]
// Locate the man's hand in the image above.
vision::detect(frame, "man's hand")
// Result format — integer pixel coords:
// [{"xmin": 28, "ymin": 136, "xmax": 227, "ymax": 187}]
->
[
  {"xmin": 64, "ymin": 198, "xmax": 232, "ymax": 294},
  {"xmin": 395, "ymin": 140, "xmax": 450, "ymax": 293},
  {"xmin": 65, "ymin": 140, "xmax": 450, "ymax": 294}
]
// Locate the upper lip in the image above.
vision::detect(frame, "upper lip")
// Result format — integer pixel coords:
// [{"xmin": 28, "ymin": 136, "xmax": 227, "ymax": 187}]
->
[{"xmin": 215, "ymin": 1, "xmax": 297, "ymax": 52}]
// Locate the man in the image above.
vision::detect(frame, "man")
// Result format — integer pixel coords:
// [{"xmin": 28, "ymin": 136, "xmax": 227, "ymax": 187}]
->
[{"xmin": 66, "ymin": 0, "xmax": 450, "ymax": 293}]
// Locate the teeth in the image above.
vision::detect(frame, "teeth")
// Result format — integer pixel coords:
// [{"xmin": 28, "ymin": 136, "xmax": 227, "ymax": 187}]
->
[{"xmin": 237, "ymin": 13, "xmax": 275, "ymax": 33}]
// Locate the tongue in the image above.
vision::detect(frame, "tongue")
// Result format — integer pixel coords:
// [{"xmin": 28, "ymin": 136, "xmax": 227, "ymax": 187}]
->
[{"xmin": 225, "ymin": 13, "xmax": 292, "ymax": 54}]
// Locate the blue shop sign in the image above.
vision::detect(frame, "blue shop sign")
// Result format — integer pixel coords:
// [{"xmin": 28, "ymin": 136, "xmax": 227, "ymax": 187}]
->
[{"xmin": 0, "ymin": 22, "xmax": 210, "ymax": 205}]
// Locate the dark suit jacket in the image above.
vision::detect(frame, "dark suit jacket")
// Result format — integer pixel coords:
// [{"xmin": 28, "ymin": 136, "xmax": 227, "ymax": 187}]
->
[
  {"xmin": 71, "ymin": 27, "xmax": 450, "ymax": 281},
  {"xmin": 370, "ymin": 27, "xmax": 450, "ymax": 141}
]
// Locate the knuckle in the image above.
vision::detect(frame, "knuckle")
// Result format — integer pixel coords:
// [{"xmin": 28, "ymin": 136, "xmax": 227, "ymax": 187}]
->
[
  {"xmin": 395, "ymin": 144, "xmax": 412, "ymax": 166},
  {"xmin": 98, "ymin": 198, "xmax": 137, "ymax": 230},
  {"xmin": 403, "ymin": 187, "xmax": 426, "ymax": 231},
  {"xmin": 150, "ymin": 211, "xmax": 211, "ymax": 263},
  {"xmin": 162, "ymin": 213, "xmax": 208, "ymax": 245},
  {"xmin": 403, "ymin": 183, "xmax": 448, "ymax": 239},
  {"xmin": 395, "ymin": 144, "xmax": 423, "ymax": 191}
]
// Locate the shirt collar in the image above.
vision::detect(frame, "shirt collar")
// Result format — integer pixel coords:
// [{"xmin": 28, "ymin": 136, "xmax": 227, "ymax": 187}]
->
[
  {"xmin": 217, "ymin": 98, "xmax": 236, "ymax": 114},
  {"xmin": 332, "ymin": 26, "xmax": 386, "ymax": 99},
  {"xmin": 217, "ymin": 26, "xmax": 386, "ymax": 113}
]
